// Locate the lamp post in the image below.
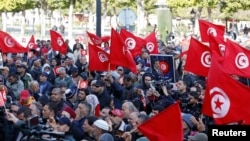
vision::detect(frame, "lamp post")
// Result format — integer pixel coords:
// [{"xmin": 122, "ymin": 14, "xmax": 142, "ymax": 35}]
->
[
  {"xmin": 154, "ymin": 0, "xmax": 172, "ymax": 43},
  {"xmin": 96, "ymin": 0, "xmax": 102, "ymax": 37}
]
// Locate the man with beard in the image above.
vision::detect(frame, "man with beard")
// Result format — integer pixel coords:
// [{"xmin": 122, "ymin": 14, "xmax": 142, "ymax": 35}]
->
[{"xmin": 183, "ymin": 91, "xmax": 202, "ymax": 120}]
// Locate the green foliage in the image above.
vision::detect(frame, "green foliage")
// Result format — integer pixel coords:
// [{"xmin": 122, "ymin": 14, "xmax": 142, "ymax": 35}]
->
[
  {"xmin": 0, "ymin": 0, "xmax": 36, "ymax": 12},
  {"xmin": 219, "ymin": 0, "xmax": 250, "ymax": 15}
]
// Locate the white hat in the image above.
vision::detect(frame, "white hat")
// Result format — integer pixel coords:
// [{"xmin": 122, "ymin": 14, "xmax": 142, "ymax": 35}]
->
[{"xmin": 93, "ymin": 119, "xmax": 109, "ymax": 131}]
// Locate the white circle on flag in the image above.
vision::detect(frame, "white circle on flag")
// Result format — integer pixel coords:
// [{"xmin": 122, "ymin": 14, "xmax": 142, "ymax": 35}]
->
[
  {"xmin": 146, "ymin": 42, "xmax": 154, "ymax": 52},
  {"xmin": 125, "ymin": 38, "xmax": 136, "ymax": 50},
  {"xmin": 210, "ymin": 87, "xmax": 230, "ymax": 118},
  {"xmin": 235, "ymin": 52, "xmax": 249, "ymax": 69},
  {"xmin": 201, "ymin": 51, "xmax": 211, "ymax": 68},
  {"xmin": 207, "ymin": 27, "xmax": 217, "ymax": 37},
  {"xmin": 98, "ymin": 52, "xmax": 108, "ymax": 62},
  {"xmin": 4, "ymin": 36, "xmax": 15, "ymax": 47}
]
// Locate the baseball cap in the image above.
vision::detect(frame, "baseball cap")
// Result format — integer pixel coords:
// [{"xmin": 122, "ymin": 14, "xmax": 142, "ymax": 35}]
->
[
  {"xmin": 20, "ymin": 90, "xmax": 30, "ymax": 100},
  {"xmin": 58, "ymin": 116, "xmax": 71, "ymax": 127},
  {"xmin": 109, "ymin": 109, "xmax": 124, "ymax": 118},
  {"xmin": 94, "ymin": 80, "xmax": 105, "ymax": 87},
  {"xmin": 63, "ymin": 107, "xmax": 76, "ymax": 119},
  {"xmin": 40, "ymin": 72, "xmax": 48, "ymax": 77},
  {"xmin": 188, "ymin": 133, "xmax": 208, "ymax": 141}
]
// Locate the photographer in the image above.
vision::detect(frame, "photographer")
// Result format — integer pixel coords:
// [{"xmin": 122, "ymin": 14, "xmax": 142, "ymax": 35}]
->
[
  {"xmin": 5, "ymin": 106, "xmax": 33, "ymax": 141},
  {"xmin": 182, "ymin": 91, "xmax": 202, "ymax": 120},
  {"xmin": 170, "ymin": 79, "xmax": 190, "ymax": 112}
]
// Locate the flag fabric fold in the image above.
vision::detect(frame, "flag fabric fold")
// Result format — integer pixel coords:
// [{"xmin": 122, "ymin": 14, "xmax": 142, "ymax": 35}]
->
[
  {"xmin": 88, "ymin": 43, "xmax": 111, "ymax": 71},
  {"xmin": 202, "ymin": 51, "xmax": 250, "ymax": 124},
  {"xmin": 0, "ymin": 31, "xmax": 28, "ymax": 53},
  {"xmin": 49, "ymin": 30, "xmax": 67, "ymax": 54},
  {"xmin": 184, "ymin": 37, "xmax": 211, "ymax": 77},
  {"xmin": 120, "ymin": 28, "xmax": 145, "ymax": 57},
  {"xmin": 109, "ymin": 28, "xmax": 137, "ymax": 73},
  {"xmin": 199, "ymin": 19, "xmax": 225, "ymax": 43},
  {"xmin": 144, "ymin": 32, "xmax": 159, "ymax": 54},
  {"xmin": 138, "ymin": 102, "xmax": 183, "ymax": 141},
  {"xmin": 222, "ymin": 39, "xmax": 250, "ymax": 77}
]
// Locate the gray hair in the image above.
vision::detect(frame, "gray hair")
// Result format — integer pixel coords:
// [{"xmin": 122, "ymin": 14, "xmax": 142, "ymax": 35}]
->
[{"xmin": 124, "ymin": 101, "xmax": 138, "ymax": 113}]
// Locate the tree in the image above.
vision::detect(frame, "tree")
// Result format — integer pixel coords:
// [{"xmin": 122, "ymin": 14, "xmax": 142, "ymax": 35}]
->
[{"xmin": 0, "ymin": 0, "xmax": 36, "ymax": 33}]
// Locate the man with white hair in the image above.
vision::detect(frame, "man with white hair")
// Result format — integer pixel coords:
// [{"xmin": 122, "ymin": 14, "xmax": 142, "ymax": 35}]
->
[{"xmin": 54, "ymin": 67, "xmax": 74, "ymax": 88}]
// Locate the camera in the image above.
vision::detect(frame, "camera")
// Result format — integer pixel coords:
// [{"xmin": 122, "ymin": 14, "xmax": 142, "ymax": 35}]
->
[
  {"xmin": 26, "ymin": 123, "xmax": 65, "ymax": 141},
  {"xmin": 152, "ymin": 79, "xmax": 173, "ymax": 90},
  {"xmin": 27, "ymin": 115, "xmax": 39, "ymax": 129}
]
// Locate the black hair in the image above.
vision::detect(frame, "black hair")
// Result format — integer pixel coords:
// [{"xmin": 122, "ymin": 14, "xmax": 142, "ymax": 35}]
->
[
  {"xmin": 17, "ymin": 106, "xmax": 32, "ymax": 119},
  {"xmin": 85, "ymin": 115, "xmax": 98, "ymax": 126}
]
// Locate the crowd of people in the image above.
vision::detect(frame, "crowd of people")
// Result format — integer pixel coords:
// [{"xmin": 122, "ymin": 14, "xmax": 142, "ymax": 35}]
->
[{"xmin": 0, "ymin": 30, "xmax": 217, "ymax": 141}]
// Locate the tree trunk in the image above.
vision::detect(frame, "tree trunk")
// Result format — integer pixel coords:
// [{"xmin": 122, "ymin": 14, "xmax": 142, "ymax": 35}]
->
[
  {"xmin": 103, "ymin": 1, "xmax": 108, "ymax": 20},
  {"xmin": 68, "ymin": 0, "xmax": 74, "ymax": 40},
  {"xmin": 20, "ymin": 10, "xmax": 26, "ymax": 35},
  {"xmin": 1, "ymin": 12, "xmax": 7, "ymax": 32},
  {"xmin": 137, "ymin": 0, "xmax": 145, "ymax": 35},
  {"xmin": 40, "ymin": 8, "xmax": 46, "ymax": 38},
  {"xmin": 207, "ymin": 7, "xmax": 212, "ymax": 21}
]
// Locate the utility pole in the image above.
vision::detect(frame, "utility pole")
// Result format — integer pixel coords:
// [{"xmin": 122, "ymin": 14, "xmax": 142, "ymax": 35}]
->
[{"xmin": 96, "ymin": 0, "xmax": 102, "ymax": 37}]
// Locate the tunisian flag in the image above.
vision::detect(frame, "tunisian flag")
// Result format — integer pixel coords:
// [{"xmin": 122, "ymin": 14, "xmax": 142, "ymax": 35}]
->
[
  {"xmin": 110, "ymin": 28, "xmax": 137, "ymax": 73},
  {"xmin": 26, "ymin": 34, "xmax": 37, "ymax": 50},
  {"xmin": 87, "ymin": 31, "xmax": 102, "ymax": 46},
  {"xmin": 50, "ymin": 30, "xmax": 67, "ymax": 54},
  {"xmin": 184, "ymin": 37, "xmax": 211, "ymax": 77},
  {"xmin": 0, "ymin": 31, "xmax": 28, "ymax": 53},
  {"xmin": 120, "ymin": 28, "xmax": 145, "ymax": 57},
  {"xmin": 222, "ymin": 39, "xmax": 250, "ymax": 78},
  {"xmin": 144, "ymin": 32, "xmax": 159, "ymax": 54},
  {"xmin": 209, "ymin": 35, "xmax": 226, "ymax": 59},
  {"xmin": 199, "ymin": 19, "xmax": 225, "ymax": 43},
  {"xmin": 138, "ymin": 102, "xmax": 183, "ymax": 141},
  {"xmin": 202, "ymin": 51, "xmax": 250, "ymax": 124},
  {"xmin": 88, "ymin": 43, "xmax": 110, "ymax": 71}
]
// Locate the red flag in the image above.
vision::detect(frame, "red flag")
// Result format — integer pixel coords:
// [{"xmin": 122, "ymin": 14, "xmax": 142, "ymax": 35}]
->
[
  {"xmin": 209, "ymin": 35, "xmax": 226, "ymax": 58},
  {"xmin": 144, "ymin": 32, "xmax": 159, "ymax": 54},
  {"xmin": 120, "ymin": 28, "xmax": 145, "ymax": 57},
  {"xmin": 77, "ymin": 80, "xmax": 88, "ymax": 89},
  {"xmin": 53, "ymin": 66, "xmax": 61, "ymax": 76},
  {"xmin": 87, "ymin": 31, "xmax": 102, "ymax": 46},
  {"xmin": 0, "ymin": 31, "xmax": 28, "ymax": 53},
  {"xmin": 202, "ymin": 50, "xmax": 250, "ymax": 124},
  {"xmin": 222, "ymin": 39, "xmax": 250, "ymax": 77},
  {"xmin": 110, "ymin": 28, "xmax": 137, "ymax": 73},
  {"xmin": 138, "ymin": 102, "xmax": 183, "ymax": 141},
  {"xmin": 88, "ymin": 43, "xmax": 111, "ymax": 71},
  {"xmin": 101, "ymin": 35, "xmax": 111, "ymax": 42},
  {"xmin": 49, "ymin": 30, "xmax": 67, "ymax": 54},
  {"xmin": 80, "ymin": 49, "xmax": 88, "ymax": 56},
  {"xmin": 184, "ymin": 37, "xmax": 211, "ymax": 77},
  {"xmin": 0, "ymin": 90, "xmax": 6, "ymax": 107},
  {"xmin": 199, "ymin": 19, "xmax": 225, "ymax": 43},
  {"xmin": 26, "ymin": 34, "xmax": 37, "ymax": 50}
]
